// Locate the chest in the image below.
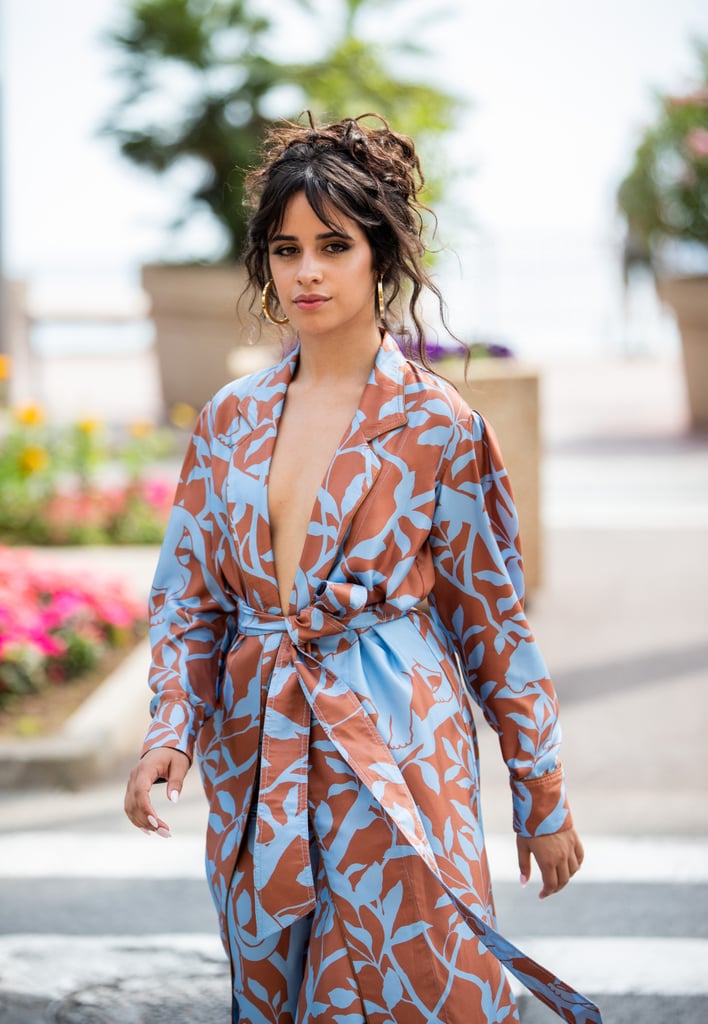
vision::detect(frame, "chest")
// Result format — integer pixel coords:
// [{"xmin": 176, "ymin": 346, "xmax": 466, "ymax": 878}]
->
[
  {"xmin": 266, "ymin": 383, "xmax": 368, "ymax": 610},
  {"xmin": 267, "ymin": 385, "xmax": 364, "ymax": 537}
]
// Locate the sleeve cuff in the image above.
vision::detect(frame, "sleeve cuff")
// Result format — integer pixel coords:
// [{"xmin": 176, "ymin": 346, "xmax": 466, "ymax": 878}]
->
[
  {"xmin": 510, "ymin": 764, "xmax": 574, "ymax": 837},
  {"xmin": 140, "ymin": 698, "xmax": 199, "ymax": 763}
]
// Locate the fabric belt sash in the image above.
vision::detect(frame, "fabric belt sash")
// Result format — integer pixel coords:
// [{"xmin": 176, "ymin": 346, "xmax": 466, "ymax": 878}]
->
[{"xmin": 237, "ymin": 587, "xmax": 602, "ymax": 1024}]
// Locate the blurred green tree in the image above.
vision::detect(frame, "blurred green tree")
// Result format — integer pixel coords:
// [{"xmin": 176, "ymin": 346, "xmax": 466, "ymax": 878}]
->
[
  {"xmin": 617, "ymin": 38, "xmax": 708, "ymax": 274},
  {"xmin": 101, "ymin": 0, "xmax": 462, "ymax": 262}
]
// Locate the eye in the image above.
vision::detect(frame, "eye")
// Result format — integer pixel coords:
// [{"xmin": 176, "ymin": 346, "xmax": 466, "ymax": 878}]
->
[
  {"xmin": 324, "ymin": 241, "xmax": 350, "ymax": 254},
  {"xmin": 271, "ymin": 244, "xmax": 298, "ymax": 257}
]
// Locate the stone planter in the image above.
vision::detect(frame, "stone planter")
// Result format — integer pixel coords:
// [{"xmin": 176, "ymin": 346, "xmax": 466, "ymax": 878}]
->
[
  {"xmin": 0, "ymin": 640, "xmax": 151, "ymax": 790},
  {"xmin": 440, "ymin": 358, "xmax": 542, "ymax": 593},
  {"xmin": 142, "ymin": 264, "xmax": 280, "ymax": 415},
  {"xmin": 656, "ymin": 274, "xmax": 708, "ymax": 431}
]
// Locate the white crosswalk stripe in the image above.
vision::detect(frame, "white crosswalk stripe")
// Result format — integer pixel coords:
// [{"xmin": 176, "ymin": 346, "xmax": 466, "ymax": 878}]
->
[
  {"xmin": 0, "ymin": 831, "xmax": 706, "ymax": 882},
  {"xmin": 0, "ymin": 831, "xmax": 706, "ymax": 1019},
  {"xmin": 0, "ymin": 934, "xmax": 706, "ymax": 1002},
  {"xmin": 507, "ymin": 938, "xmax": 708, "ymax": 998}
]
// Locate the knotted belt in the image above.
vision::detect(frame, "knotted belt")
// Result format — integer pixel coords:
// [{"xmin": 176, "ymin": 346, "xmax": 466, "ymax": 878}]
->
[{"xmin": 238, "ymin": 583, "xmax": 602, "ymax": 1023}]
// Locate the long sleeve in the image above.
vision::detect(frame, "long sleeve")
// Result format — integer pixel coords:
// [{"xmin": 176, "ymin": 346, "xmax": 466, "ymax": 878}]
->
[
  {"xmin": 141, "ymin": 402, "xmax": 238, "ymax": 763},
  {"xmin": 428, "ymin": 409, "xmax": 573, "ymax": 837}
]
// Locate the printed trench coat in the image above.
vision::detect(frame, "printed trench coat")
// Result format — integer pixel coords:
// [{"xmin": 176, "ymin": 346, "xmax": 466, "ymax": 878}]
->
[{"xmin": 142, "ymin": 334, "xmax": 597, "ymax": 1024}]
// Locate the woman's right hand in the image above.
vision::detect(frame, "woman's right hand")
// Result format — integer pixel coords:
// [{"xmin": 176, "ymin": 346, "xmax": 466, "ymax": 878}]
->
[{"xmin": 124, "ymin": 746, "xmax": 191, "ymax": 838}]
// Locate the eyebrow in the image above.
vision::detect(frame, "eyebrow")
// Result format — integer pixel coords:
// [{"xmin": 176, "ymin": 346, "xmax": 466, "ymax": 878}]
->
[{"xmin": 269, "ymin": 229, "xmax": 354, "ymax": 243}]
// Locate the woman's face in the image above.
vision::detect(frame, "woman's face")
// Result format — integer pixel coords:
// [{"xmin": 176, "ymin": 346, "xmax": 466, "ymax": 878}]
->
[{"xmin": 267, "ymin": 191, "xmax": 378, "ymax": 345}]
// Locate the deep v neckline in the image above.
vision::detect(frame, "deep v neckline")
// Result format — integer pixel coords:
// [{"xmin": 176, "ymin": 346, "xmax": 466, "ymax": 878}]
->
[{"xmin": 265, "ymin": 357, "xmax": 375, "ymax": 616}]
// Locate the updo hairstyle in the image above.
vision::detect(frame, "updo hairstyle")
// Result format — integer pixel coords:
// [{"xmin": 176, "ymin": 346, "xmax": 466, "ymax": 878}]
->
[{"xmin": 243, "ymin": 112, "xmax": 447, "ymax": 369}]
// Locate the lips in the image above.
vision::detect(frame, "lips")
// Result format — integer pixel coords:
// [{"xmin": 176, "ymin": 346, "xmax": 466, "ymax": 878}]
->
[{"xmin": 293, "ymin": 294, "xmax": 329, "ymax": 310}]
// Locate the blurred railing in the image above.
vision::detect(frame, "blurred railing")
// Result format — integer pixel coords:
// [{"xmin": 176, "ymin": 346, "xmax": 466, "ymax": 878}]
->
[{"xmin": 3, "ymin": 280, "xmax": 161, "ymax": 422}]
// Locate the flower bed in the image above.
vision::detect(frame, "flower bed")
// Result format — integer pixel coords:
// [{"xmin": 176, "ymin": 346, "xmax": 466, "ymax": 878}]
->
[
  {"xmin": 0, "ymin": 404, "xmax": 177, "ymax": 545},
  {"xmin": 394, "ymin": 336, "xmax": 515, "ymax": 366},
  {"xmin": 0, "ymin": 546, "xmax": 146, "ymax": 717}
]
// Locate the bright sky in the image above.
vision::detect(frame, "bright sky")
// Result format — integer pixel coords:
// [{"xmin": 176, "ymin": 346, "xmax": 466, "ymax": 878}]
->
[{"xmin": 1, "ymin": 0, "xmax": 707, "ymax": 354}]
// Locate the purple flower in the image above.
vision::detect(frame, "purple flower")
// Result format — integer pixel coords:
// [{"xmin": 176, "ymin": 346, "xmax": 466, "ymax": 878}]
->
[{"xmin": 395, "ymin": 335, "xmax": 515, "ymax": 363}]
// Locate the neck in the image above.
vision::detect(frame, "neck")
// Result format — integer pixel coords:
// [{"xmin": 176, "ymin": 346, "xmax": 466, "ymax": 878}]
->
[{"xmin": 295, "ymin": 327, "xmax": 383, "ymax": 388}]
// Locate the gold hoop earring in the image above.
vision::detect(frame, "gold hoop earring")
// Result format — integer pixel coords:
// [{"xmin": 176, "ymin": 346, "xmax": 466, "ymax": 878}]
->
[
  {"xmin": 377, "ymin": 277, "xmax": 386, "ymax": 322},
  {"xmin": 261, "ymin": 279, "xmax": 289, "ymax": 326}
]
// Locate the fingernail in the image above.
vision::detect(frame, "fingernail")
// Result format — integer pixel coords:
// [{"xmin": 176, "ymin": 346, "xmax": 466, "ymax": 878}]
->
[
  {"xmin": 156, "ymin": 826, "xmax": 172, "ymax": 839},
  {"xmin": 520, "ymin": 873, "xmax": 528, "ymax": 887},
  {"xmin": 168, "ymin": 789, "xmax": 180, "ymax": 803},
  {"xmin": 147, "ymin": 815, "xmax": 159, "ymax": 829},
  {"xmin": 140, "ymin": 828, "xmax": 152, "ymax": 836}
]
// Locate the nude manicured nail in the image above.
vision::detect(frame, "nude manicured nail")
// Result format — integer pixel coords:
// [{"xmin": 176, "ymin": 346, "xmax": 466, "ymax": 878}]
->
[
  {"xmin": 168, "ymin": 789, "xmax": 180, "ymax": 803},
  {"xmin": 147, "ymin": 815, "xmax": 159, "ymax": 829},
  {"xmin": 520, "ymin": 873, "xmax": 528, "ymax": 887},
  {"xmin": 156, "ymin": 826, "xmax": 172, "ymax": 839},
  {"xmin": 140, "ymin": 828, "xmax": 152, "ymax": 836}
]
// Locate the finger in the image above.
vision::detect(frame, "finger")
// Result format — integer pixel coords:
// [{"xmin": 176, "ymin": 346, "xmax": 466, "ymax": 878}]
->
[
  {"xmin": 516, "ymin": 836, "xmax": 532, "ymax": 887},
  {"xmin": 566, "ymin": 834, "xmax": 584, "ymax": 879},
  {"xmin": 124, "ymin": 762, "xmax": 159, "ymax": 830},
  {"xmin": 568, "ymin": 849, "xmax": 581, "ymax": 878},
  {"xmin": 538, "ymin": 862, "xmax": 559, "ymax": 900},
  {"xmin": 554, "ymin": 860, "xmax": 571, "ymax": 893},
  {"xmin": 165, "ymin": 751, "xmax": 190, "ymax": 804},
  {"xmin": 125, "ymin": 755, "xmax": 173, "ymax": 833},
  {"xmin": 138, "ymin": 750, "xmax": 191, "ymax": 833}
]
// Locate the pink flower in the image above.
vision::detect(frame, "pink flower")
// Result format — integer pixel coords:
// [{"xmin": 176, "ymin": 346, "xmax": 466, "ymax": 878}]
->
[
  {"xmin": 142, "ymin": 478, "xmax": 174, "ymax": 510},
  {"xmin": 0, "ymin": 545, "xmax": 144, "ymax": 697},
  {"xmin": 32, "ymin": 633, "xmax": 66, "ymax": 657},
  {"xmin": 685, "ymin": 128, "xmax": 708, "ymax": 159},
  {"xmin": 668, "ymin": 87, "xmax": 708, "ymax": 108}
]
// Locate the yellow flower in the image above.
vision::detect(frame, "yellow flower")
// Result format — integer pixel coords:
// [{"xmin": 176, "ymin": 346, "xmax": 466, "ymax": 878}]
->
[
  {"xmin": 129, "ymin": 418, "xmax": 155, "ymax": 439},
  {"xmin": 76, "ymin": 417, "xmax": 101, "ymax": 435},
  {"xmin": 15, "ymin": 402, "xmax": 44, "ymax": 427},
  {"xmin": 18, "ymin": 444, "xmax": 50, "ymax": 475},
  {"xmin": 169, "ymin": 402, "xmax": 198, "ymax": 431},
  {"xmin": 0, "ymin": 354, "xmax": 11, "ymax": 381}
]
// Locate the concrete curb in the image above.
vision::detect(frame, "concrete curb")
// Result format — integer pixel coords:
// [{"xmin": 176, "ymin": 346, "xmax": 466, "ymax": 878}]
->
[
  {"xmin": 1, "ymin": 933, "xmax": 706, "ymax": 1022},
  {"xmin": 0, "ymin": 934, "xmax": 230, "ymax": 1023},
  {"xmin": 0, "ymin": 932, "xmax": 616, "ymax": 1023},
  {"xmin": 0, "ymin": 640, "xmax": 150, "ymax": 790}
]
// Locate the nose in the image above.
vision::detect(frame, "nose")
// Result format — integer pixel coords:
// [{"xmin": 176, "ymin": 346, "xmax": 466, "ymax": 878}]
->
[{"xmin": 296, "ymin": 250, "xmax": 323, "ymax": 284}]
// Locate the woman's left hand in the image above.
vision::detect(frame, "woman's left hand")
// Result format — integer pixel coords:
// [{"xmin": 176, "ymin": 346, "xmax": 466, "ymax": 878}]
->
[{"xmin": 516, "ymin": 829, "xmax": 584, "ymax": 899}]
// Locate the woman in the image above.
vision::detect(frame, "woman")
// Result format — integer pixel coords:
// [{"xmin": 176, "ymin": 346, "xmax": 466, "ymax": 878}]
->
[{"xmin": 125, "ymin": 114, "xmax": 601, "ymax": 1024}]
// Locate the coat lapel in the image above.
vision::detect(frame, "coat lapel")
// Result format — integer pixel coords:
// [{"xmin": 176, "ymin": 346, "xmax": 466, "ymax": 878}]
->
[{"xmin": 225, "ymin": 348, "xmax": 299, "ymax": 612}]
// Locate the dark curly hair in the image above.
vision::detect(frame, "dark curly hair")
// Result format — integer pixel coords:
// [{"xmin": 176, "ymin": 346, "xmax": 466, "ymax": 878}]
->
[{"xmin": 242, "ymin": 112, "xmax": 449, "ymax": 369}]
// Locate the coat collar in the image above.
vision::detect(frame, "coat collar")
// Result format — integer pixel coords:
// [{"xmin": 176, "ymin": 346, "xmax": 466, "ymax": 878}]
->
[{"xmin": 237, "ymin": 332, "xmax": 408, "ymax": 441}]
